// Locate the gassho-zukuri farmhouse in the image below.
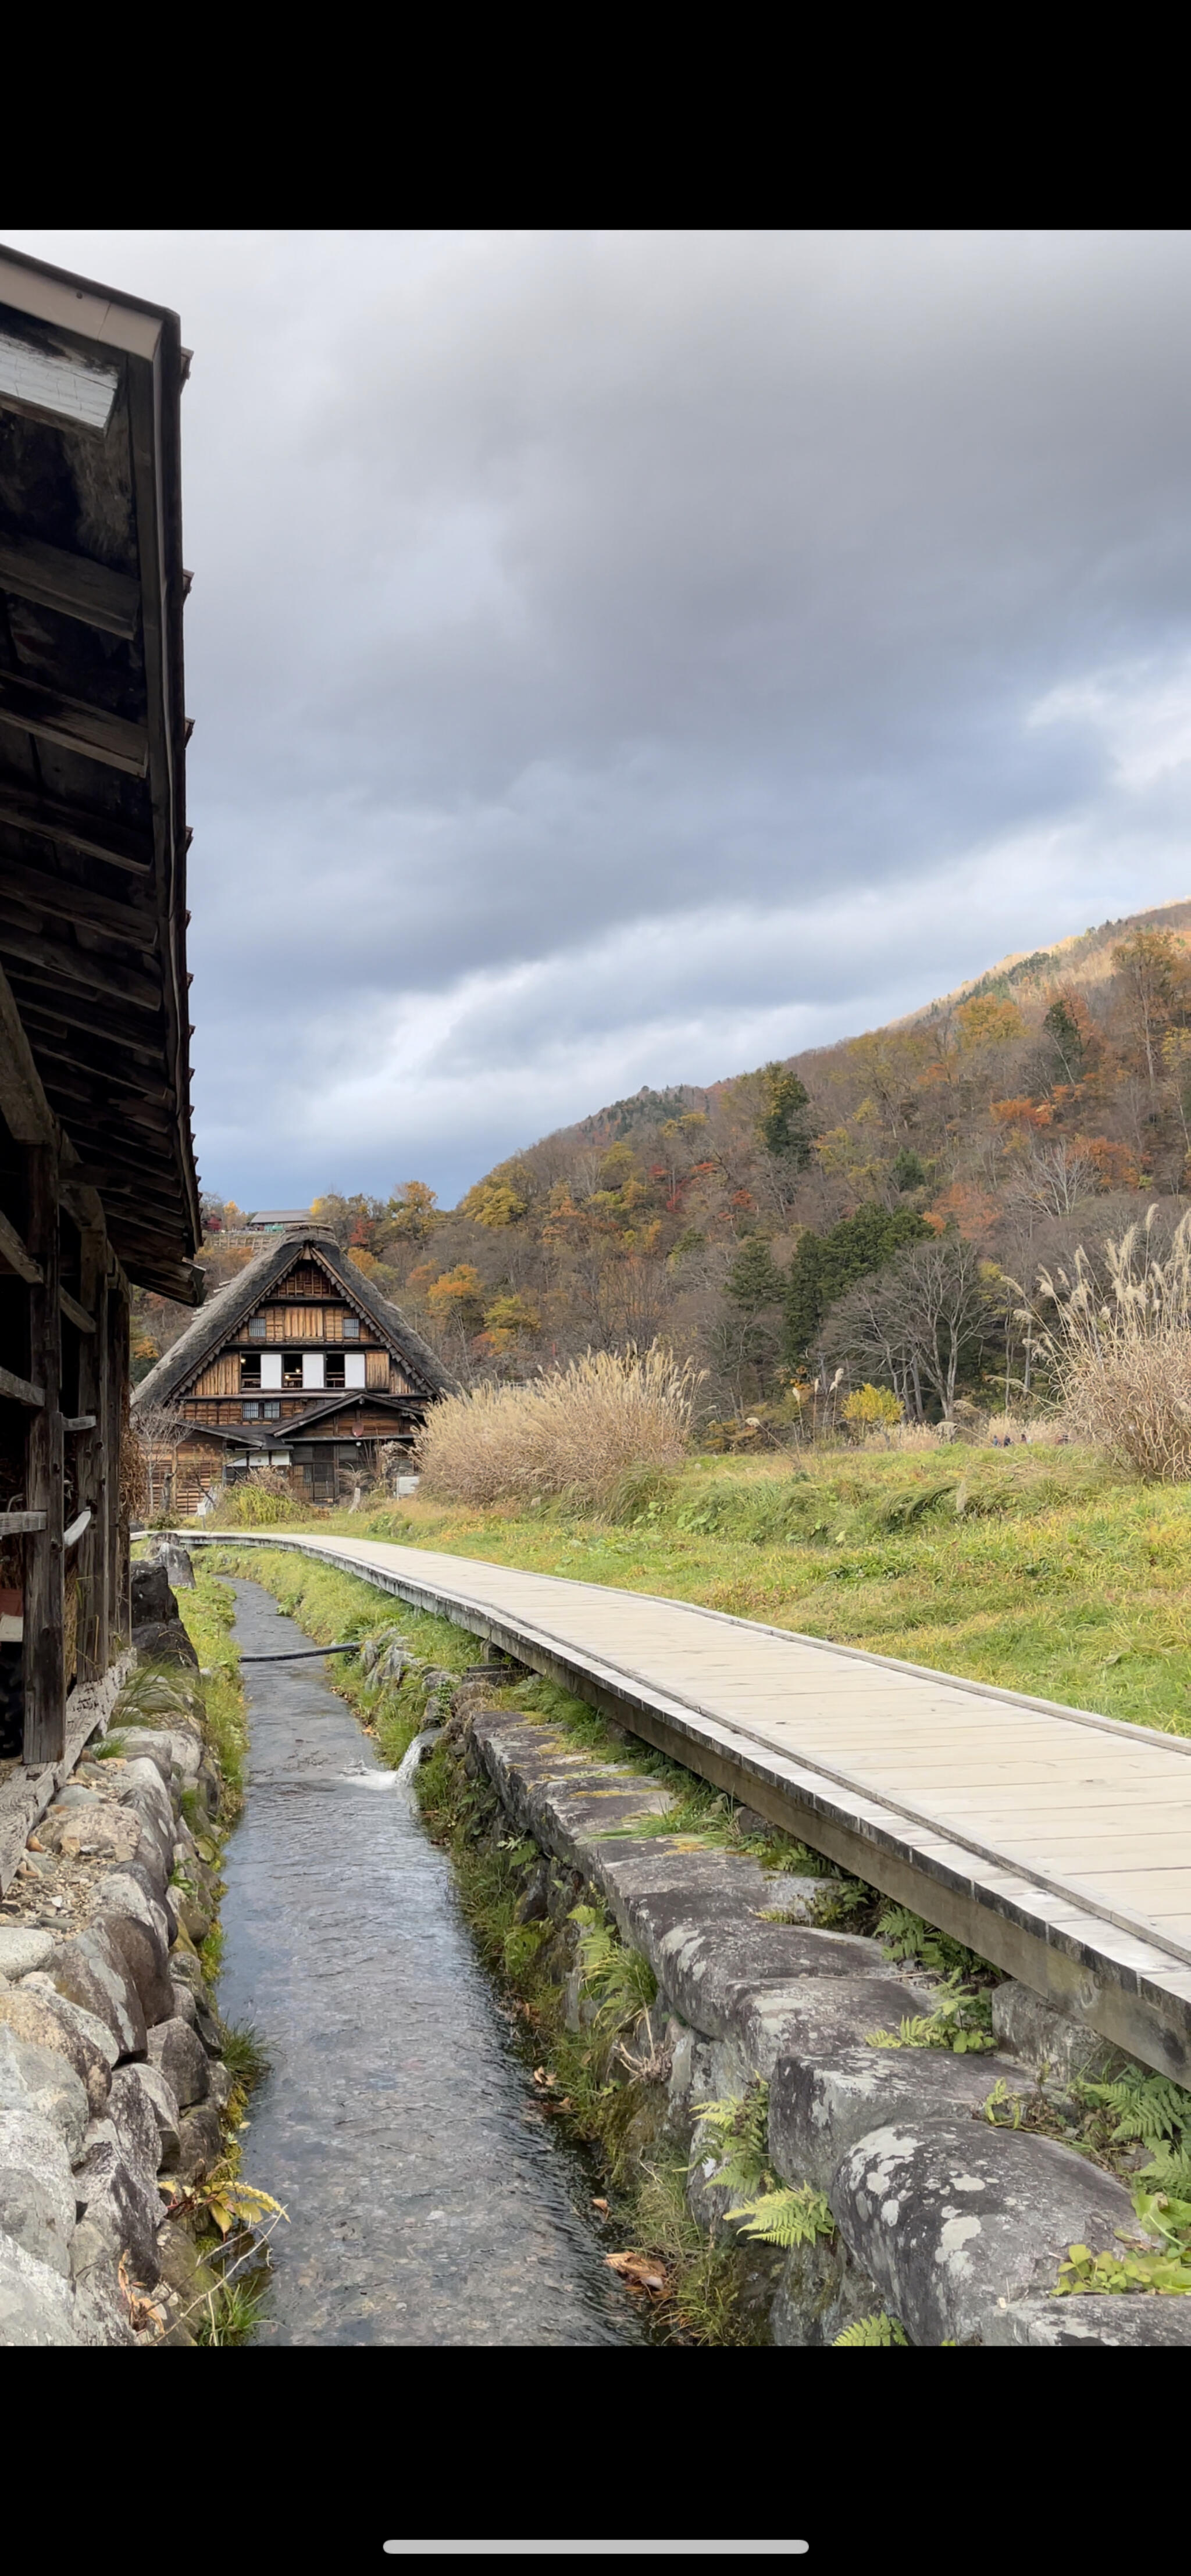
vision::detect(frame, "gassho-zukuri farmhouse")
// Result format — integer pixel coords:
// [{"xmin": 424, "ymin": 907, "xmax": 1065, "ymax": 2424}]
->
[{"xmin": 132, "ymin": 1224, "xmax": 453, "ymax": 1513}]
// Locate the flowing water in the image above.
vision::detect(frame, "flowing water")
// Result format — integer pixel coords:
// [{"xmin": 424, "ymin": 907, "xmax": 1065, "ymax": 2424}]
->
[{"xmin": 217, "ymin": 1581, "xmax": 644, "ymax": 2346}]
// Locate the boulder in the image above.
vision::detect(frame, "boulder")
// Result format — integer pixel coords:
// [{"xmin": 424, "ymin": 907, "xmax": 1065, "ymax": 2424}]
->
[
  {"xmin": 831, "ymin": 2118, "xmax": 1141, "ymax": 2346},
  {"xmin": 71, "ymin": 2254, "xmax": 135, "ymax": 2347},
  {"xmin": 94, "ymin": 1867, "xmax": 171, "ymax": 1961},
  {"xmin": 0, "ymin": 2102, "xmax": 77, "ymax": 2275},
  {"xmin": 647, "ymin": 1916, "xmax": 894, "ymax": 2044},
  {"xmin": 0, "ymin": 2027, "xmax": 87, "ymax": 2163},
  {"xmin": 990, "ymin": 1980, "xmax": 1119, "ymax": 2082},
  {"xmin": 73, "ymin": 2121, "xmax": 162, "ymax": 2284},
  {"xmin": 108, "ymin": 2064, "xmax": 167, "ymax": 2195},
  {"xmin": 98, "ymin": 1910, "xmax": 173, "ymax": 2030},
  {"xmin": 151, "ymin": 1542, "xmax": 195, "ymax": 1591},
  {"xmin": 0, "ymin": 1928, "xmax": 55, "ymax": 1980},
  {"xmin": 123, "ymin": 2060, "xmax": 181, "ymax": 2170},
  {"xmin": 732, "ymin": 1971, "xmax": 935, "ymax": 2086},
  {"xmin": 131, "ymin": 1618, "xmax": 199, "ymax": 1671},
  {"xmin": 0, "ymin": 2229, "xmax": 79, "ymax": 2345},
  {"xmin": 169, "ymin": 1977, "xmax": 199, "ymax": 2031},
  {"xmin": 131, "ymin": 1559, "xmax": 177, "ymax": 1627},
  {"xmin": 0, "ymin": 1984, "xmax": 112, "ymax": 2115},
  {"xmin": 110, "ymin": 1726, "xmax": 202, "ymax": 1788},
  {"xmin": 116, "ymin": 1762, "xmax": 177, "ymax": 1889},
  {"xmin": 769, "ymin": 2036, "xmax": 1023, "ymax": 2193},
  {"xmin": 985, "ymin": 2294, "xmax": 1191, "ymax": 2346},
  {"xmin": 174, "ymin": 2100, "xmax": 222, "ymax": 2184},
  {"xmin": 148, "ymin": 2016, "xmax": 209, "ymax": 2108},
  {"xmin": 39, "ymin": 1803, "xmax": 141, "ymax": 1866},
  {"xmin": 44, "ymin": 1925, "xmax": 147, "ymax": 2061}
]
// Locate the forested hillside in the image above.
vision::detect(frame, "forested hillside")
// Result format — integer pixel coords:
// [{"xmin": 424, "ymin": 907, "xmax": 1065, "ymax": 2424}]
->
[{"xmin": 135, "ymin": 901, "xmax": 1191, "ymax": 1428}]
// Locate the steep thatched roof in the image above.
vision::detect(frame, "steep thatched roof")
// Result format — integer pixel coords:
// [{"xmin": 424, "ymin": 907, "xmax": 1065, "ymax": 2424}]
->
[{"xmin": 132, "ymin": 1226, "xmax": 455, "ymax": 1414}]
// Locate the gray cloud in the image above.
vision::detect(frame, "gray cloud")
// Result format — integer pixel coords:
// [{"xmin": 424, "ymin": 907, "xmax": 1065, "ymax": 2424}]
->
[{"xmin": 11, "ymin": 228, "xmax": 1191, "ymax": 1207}]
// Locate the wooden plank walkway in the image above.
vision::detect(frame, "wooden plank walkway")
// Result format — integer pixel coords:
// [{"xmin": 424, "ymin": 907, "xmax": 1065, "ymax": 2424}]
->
[{"xmin": 202, "ymin": 1534, "xmax": 1191, "ymax": 2081}]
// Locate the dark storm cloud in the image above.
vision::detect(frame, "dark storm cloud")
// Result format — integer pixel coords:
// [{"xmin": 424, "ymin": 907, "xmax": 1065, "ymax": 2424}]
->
[{"xmin": 12, "ymin": 228, "xmax": 1191, "ymax": 1206}]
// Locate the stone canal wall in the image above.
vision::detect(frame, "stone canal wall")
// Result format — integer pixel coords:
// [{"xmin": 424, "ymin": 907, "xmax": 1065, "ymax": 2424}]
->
[
  {"xmin": 436, "ymin": 1676, "xmax": 1191, "ymax": 2348},
  {"xmin": 0, "ymin": 1555, "xmax": 245, "ymax": 2346}
]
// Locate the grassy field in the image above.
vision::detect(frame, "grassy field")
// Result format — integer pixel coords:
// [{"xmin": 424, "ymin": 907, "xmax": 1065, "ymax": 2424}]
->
[{"xmin": 195, "ymin": 1442, "xmax": 1191, "ymax": 1737}]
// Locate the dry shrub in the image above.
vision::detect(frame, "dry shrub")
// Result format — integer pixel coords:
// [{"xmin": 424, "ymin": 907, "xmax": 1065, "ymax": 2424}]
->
[
  {"xmin": 1033, "ymin": 1207, "xmax": 1191, "ymax": 1480},
  {"xmin": 415, "ymin": 1345, "xmax": 701, "ymax": 1510},
  {"xmin": 218, "ymin": 1473, "xmax": 304, "ymax": 1527}
]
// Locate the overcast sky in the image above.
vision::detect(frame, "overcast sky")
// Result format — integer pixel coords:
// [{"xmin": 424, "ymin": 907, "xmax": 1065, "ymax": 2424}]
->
[{"xmin": 12, "ymin": 228, "xmax": 1191, "ymax": 1211}]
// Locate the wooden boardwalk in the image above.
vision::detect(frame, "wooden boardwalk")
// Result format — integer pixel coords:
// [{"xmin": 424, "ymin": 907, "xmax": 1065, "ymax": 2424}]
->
[{"xmin": 209, "ymin": 1534, "xmax": 1191, "ymax": 2080}]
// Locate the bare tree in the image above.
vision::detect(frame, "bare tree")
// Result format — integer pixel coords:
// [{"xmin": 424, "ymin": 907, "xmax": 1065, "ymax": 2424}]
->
[{"xmin": 820, "ymin": 1234, "xmax": 998, "ymax": 1422}]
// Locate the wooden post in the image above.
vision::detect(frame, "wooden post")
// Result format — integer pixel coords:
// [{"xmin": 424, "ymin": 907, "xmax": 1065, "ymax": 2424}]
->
[
  {"xmin": 23, "ymin": 1143, "xmax": 64, "ymax": 1764},
  {"xmin": 75, "ymin": 1227, "xmax": 109, "ymax": 1683},
  {"xmin": 108, "ymin": 1275, "xmax": 129, "ymax": 1648}
]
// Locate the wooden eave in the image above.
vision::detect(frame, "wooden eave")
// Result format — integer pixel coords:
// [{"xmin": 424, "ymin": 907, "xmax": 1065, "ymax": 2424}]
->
[{"xmin": 0, "ymin": 244, "xmax": 201, "ymax": 1303}]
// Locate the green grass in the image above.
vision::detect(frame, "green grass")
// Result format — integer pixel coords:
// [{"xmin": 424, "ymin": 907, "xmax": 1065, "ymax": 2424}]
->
[{"xmin": 192, "ymin": 1445, "xmax": 1191, "ymax": 1737}]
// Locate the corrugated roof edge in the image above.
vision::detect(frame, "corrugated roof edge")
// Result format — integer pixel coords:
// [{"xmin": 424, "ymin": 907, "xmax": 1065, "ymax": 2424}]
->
[{"xmin": 131, "ymin": 1228, "xmax": 457, "ymax": 1414}]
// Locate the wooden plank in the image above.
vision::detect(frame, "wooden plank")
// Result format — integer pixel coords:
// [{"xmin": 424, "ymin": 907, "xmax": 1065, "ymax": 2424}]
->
[
  {"xmin": 23, "ymin": 1144, "xmax": 64, "ymax": 1763},
  {"xmin": 0, "ymin": 1366, "xmax": 44, "ymax": 1407},
  {"xmin": 0, "ymin": 780, "xmax": 152, "ymax": 873},
  {"xmin": 0, "ymin": 1511, "xmax": 45, "ymax": 1533},
  {"xmin": 0, "ymin": 852, "xmax": 158, "ymax": 949},
  {"xmin": 0, "ymin": 669, "xmax": 148, "ymax": 777},
  {"xmin": 107, "ymin": 1280, "xmax": 129, "ymax": 1649},
  {"xmin": 0, "ymin": 960, "xmax": 56, "ymax": 1144},
  {"xmin": 0, "ymin": 1203, "xmax": 41, "ymax": 1283},
  {"xmin": 59, "ymin": 1290, "xmax": 95, "ymax": 1335},
  {"xmin": 0, "ymin": 533, "xmax": 139, "ymax": 637},
  {"xmin": 0, "ymin": 920, "xmax": 159, "ymax": 1013},
  {"xmin": 76, "ymin": 1242, "xmax": 110, "ymax": 1685}
]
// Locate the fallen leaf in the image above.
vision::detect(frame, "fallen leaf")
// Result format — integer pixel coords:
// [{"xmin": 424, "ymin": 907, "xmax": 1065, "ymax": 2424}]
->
[
  {"xmin": 605, "ymin": 2249, "xmax": 669, "ymax": 2295},
  {"xmin": 27, "ymin": 1835, "xmax": 44, "ymax": 1853},
  {"xmin": 591, "ymin": 2197, "xmax": 609, "ymax": 2216}
]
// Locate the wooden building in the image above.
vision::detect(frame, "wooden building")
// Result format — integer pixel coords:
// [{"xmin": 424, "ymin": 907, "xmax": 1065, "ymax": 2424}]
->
[
  {"xmin": 0, "ymin": 243, "xmax": 202, "ymax": 1776},
  {"xmin": 133, "ymin": 1226, "xmax": 453, "ymax": 1512}
]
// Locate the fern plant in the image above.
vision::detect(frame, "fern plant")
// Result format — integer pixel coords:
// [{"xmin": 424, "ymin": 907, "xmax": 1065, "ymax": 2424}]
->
[
  {"xmin": 726, "ymin": 2184, "xmax": 836, "ymax": 2248},
  {"xmin": 833, "ymin": 2311, "xmax": 908, "ymax": 2346},
  {"xmin": 569, "ymin": 1905, "xmax": 657, "ymax": 2039},
  {"xmin": 876, "ymin": 1903, "xmax": 989, "ymax": 1979},
  {"xmin": 691, "ymin": 2081, "xmax": 772, "ymax": 2201},
  {"xmin": 866, "ymin": 1975, "xmax": 996, "ymax": 2055}
]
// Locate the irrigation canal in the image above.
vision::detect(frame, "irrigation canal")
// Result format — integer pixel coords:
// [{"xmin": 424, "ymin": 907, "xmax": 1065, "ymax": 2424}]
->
[{"xmin": 217, "ymin": 1580, "xmax": 644, "ymax": 2346}]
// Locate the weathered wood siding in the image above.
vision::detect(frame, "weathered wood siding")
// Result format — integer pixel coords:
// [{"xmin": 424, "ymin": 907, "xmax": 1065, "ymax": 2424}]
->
[
  {"xmin": 365, "ymin": 1349, "xmax": 389, "ymax": 1389},
  {"xmin": 192, "ymin": 1355, "xmax": 239, "ymax": 1398}
]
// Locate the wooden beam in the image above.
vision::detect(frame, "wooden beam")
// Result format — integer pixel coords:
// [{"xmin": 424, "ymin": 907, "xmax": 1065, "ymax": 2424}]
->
[
  {"xmin": 0, "ymin": 671, "xmax": 149, "ymax": 778},
  {"xmin": 0, "ymin": 1365, "xmax": 45, "ymax": 1407},
  {"xmin": 6, "ymin": 1024, "xmax": 176, "ymax": 1107},
  {"xmin": 76, "ymin": 1235, "xmax": 109, "ymax": 1685},
  {"xmin": 0, "ymin": 1205, "xmax": 41, "ymax": 1284},
  {"xmin": 0, "ymin": 921, "xmax": 160, "ymax": 1014},
  {"xmin": 11, "ymin": 988, "xmax": 171, "ymax": 1071},
  {"xmin": 0, "ymin": 853, "xmax": 158, "ymax": 949},
  {"xmin": 106, "ymin": 1278, "xmax": 129, "ymax": 1650},
  {"xmin": 0, "ymin": 780, "xmax": 153, "ymax": 875},
  {"xmin": 0, "ymin": 535, "xmax": 140, "ymax": 639},
  {"xmin": 0, "ymin": 960, "xmax": 56, "ymax": 1144},
  {"xmin": 23, "ymin": 1143, "xmax": 65, "ymax": 1763},
  {"xmin": 59, "ymin": 1291, "xmax": 94, "ymax": 1335},
  {"xmin": 0, "ymin": 1511, "xmax": 45, "ymax": 1534}
]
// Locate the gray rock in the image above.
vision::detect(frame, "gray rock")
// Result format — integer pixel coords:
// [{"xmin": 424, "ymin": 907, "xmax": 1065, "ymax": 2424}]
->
[
  {"xmin": 45, "ymin": 1924, "xmax": 148, "ymax": 2060},
  {"xmin": 94, "ymin": 1868, "xmax": 171, "ymax": 1960},
  {"xmin": 0, "ymin": 2102, "xmax": 77, "ymax": 2275},
  {"xmin": 761, "ymin": 1873, "xmax": 847, "ymax": 1925},
  {"xmin": 832, "ymin": 2119, "xmax": 1140, "ymax": 2346},
  {"xmin": 131, "ymin": 1616, "xmax": 199, "ymax": 1670},
  {"xmin": 97, "ymin": 1908, "xmax": 173, "ymax": 2028},
  {"xmin": 71, "ymin": 2254, "xmax": 135, "ymax": 2346},
  {"xmin": 769, "ymin": 2035, "xmax": 1022, "ymax": 2193},
  {"xmin": 169, "ymin": 1978, "xmax": 199, "ymax": 2031},
  {"xmin": 0, "ymin": 2027, "xmax": 88, "ymax": 2163},
  {"xmin": 112, "ymin": 1726, "xmax": 202, "ymax": 1787},
  {"xmin": 148, "ymin": 2016, "xmax": 209, "ymax": 2108},
  {"xmin": 771, "ymin": 2230, "xmax": 886, "ymax": 2348},
  {"xmin": 648, "ymin": 1916, "xmax": 893, "ymax": 2043},
  {"xmin": 131, "ymin": 1559, "xmax": 178, "ymax": 1627},
  {"xmin": 122, "ymin": 2060, "xmax": 181, "ymax": 2170},
  {"xmin": 0, "ymin": 2229, "xmax": 79, "ymax": 2345},
  {"xmin": 39, "ymin": 1802, "xmax": 141, "ymax": 1864},
  {"xmin": 55, "ymin": 1784, "xmax": 104, "ymax": 1809},
  {"xmin": 156, "ymin": 2216, "xmax": 220, "ymax": 2309},
  {"xmin": 152, "ymin": 1542, "xmax": 195, "ymax": 1591},
  {"xmin": 207, "ymin": 2060, "xmax": 233, "ymax": 2113},
  {"xmin": 0, "ymin": 1983, "xmax": 113, "ymax": 2114},
  {"xmin": 990, "ymin": 1979, "xmax": 1120, "ymax": 2082},
  {"xmin": 985, "ymin": 2294, "xmax": 1191, "ymax": 2346},
  {"xmin": 73, "ymin": 2121, "xmax": 162, "ymax": 2283},
  {"xmin": 0, "ymin": 1928, "xmax": 55, "ymax": 1978},
  {"xmin": 108, "ymin": 2064, "xmax": 167, "ymax": 2195},
  {"xmin": 733, "ymin": 1971, "xmax": 935, "ymax": 2083},
  {"xmin": 117, "ymin": 1763, "xmax": 177, "ymax": 1889},
  {"xmin": 174, "ymin": 2100, "xmax": 222, "ymax": 2183}
]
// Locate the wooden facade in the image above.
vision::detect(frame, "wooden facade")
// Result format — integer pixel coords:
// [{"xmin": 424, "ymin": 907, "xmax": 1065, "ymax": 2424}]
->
[
  {"xmin": 0, "ymin": 245, "xmax": 201, "ymax": 1770},
  {"xmin": 134, "ymin": 1227, "xmax": 453, "ymax": 1509}
]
